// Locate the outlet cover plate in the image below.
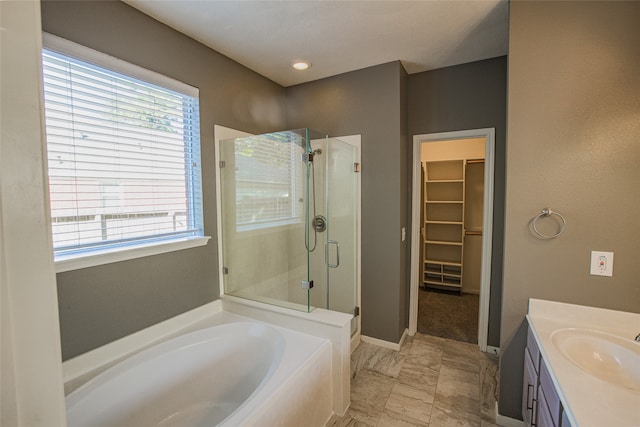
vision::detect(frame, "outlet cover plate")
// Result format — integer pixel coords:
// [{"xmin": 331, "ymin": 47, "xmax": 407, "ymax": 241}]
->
[{"xmin": 590, "ymin": 251, "xmax": 614, "ymax": 277}]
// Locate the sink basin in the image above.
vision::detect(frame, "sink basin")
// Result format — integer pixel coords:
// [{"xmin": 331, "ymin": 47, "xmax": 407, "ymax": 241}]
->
[{"xmin": 551, "ymin": 328, "xmax": 640, "ymax": 392}]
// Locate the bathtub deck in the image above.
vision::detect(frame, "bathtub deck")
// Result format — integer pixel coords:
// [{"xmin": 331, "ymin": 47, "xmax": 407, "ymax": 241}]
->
[{"xmin": 65, "ymin": 313, "xmax": 335, "ymax": 427}]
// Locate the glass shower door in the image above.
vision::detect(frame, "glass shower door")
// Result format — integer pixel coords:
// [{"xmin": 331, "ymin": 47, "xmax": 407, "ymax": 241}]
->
[
  {"xmin": 326, "ymin": 137, "xmax": 359, "ymax": 334},
  {"xmin": 219, "ymin": 131, "xmax": 310, "ymax": 311},
  {"xmin": 308, "ymin": 136, "xmax": 359, "ymax": 334},
  {"xmin": 218, "ymin": 128, "xmax": 358, "ymax": 326}
]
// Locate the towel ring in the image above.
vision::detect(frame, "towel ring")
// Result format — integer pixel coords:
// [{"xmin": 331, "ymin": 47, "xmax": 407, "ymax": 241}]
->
[{"xmin": 531, "ymin": 208, "xmax": 567, "ymax": 239}]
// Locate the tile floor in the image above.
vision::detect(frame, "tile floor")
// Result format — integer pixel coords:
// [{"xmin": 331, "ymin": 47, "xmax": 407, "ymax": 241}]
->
[{"xmin": 327, "ymin": 333, "xmax": 499, "ymax": 427}]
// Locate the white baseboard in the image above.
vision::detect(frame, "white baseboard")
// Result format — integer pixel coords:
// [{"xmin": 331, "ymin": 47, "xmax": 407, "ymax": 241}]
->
[
  {"xmin": 495, "ymin": 403, "xmax": 525, "ymax": 427},
  {"xmin": 486, "ymin": 345, "xmax": 500, "ymax": 356},
  {"xmin": 361, "ymin": 328, "xmax": 408, "ymax": 351},
  {"xmin": 398, "ymin": 328, "xmax": 409, "ymax": 349},
  {"xmin": 350, "ymin": 330, "xmax": 361, "ymax": 353}
]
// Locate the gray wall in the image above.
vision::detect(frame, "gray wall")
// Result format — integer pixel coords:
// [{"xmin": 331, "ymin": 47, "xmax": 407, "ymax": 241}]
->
[
  {"xmin": 41, "ymin": 0, "xmax": 506, "ymax": 356},
  {"xmin": 408, "ymin": 57, "xmax": 507, "ymax": 347},
  {"xmin": 500, "ymin": 1, "xmax": 640, "ymax": 418},
  {"xmin": 399, "ymin": 65, "xmax": 410, "ymax": 335},
  {"xmin": 41, "ymin": 0, "xmax": 287, "ymax": 360},
  {"xmin": 286, "ymin": 61, "xmax": 410, "ymax": 343}
]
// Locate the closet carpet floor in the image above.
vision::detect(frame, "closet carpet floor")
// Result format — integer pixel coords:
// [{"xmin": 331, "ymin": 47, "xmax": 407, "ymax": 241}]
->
[{"xmin": 417, "ymin": 288, "xmax": 479, "ymax": 344}]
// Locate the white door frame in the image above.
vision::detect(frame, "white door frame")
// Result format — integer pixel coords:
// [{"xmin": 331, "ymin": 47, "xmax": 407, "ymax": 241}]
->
[{"xmin": 409, "ymin": 128, "xmax": 495, "ymax": 352}]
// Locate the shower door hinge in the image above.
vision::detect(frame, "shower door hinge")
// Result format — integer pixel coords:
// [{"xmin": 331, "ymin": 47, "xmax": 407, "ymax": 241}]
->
[
  {"xmin": 354, "ymin": 306, "xmax": 360, "ymax": 317},
  {"xmin": 353, "ymin": 162, "xmax": 361, "ymax": 173},
  {"xmin": 301, "ymin": 280, "xmax": 314, "ymax": 290},
  {"xmin": 219, "ymin": 160, "xmax": 226, "ymax": 168},
  {"xmin": 223, "ymin": 266, "xmax": 229, "ymax": 274}
]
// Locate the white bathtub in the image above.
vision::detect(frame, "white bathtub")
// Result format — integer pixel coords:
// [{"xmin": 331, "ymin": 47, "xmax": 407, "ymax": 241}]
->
[{"xmin": 66, "ymin": 321, "xmax": 333, "ymax": 427}]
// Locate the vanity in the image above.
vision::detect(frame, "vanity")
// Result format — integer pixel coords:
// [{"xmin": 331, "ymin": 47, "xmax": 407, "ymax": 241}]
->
[{"xmin": 523, "ymin": 299, "xmax": 640, "ymax": 426}]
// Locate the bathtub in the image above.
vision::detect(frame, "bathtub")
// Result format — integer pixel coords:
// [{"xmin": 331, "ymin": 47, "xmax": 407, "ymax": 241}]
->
[{"xmin": 66, "ymin": 321, "xmax": 333, "ymax": 427}]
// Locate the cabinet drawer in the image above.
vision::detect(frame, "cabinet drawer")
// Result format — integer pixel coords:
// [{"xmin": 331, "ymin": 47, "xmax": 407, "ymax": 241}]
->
[
  {"xmin": 522, "ymin": 349, "xmax": 538, "ymax": 426},
  {"xmin": 561, "ymin": 408, "xmax": 572, "ymax": 427},
  {"xmin": 540, "ymin": 358, "xmax": 561, "ymax": 426},
  {"xmin": 537, "ymin": 386, "xmax": 556, "ymax": 427},
  {"xmin": 527, "ymin": 326, "xmax": 541, "ymax": 373}
]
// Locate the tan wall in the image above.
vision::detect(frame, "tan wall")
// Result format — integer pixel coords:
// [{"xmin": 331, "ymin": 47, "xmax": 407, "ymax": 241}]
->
[
  {"xmin": 421, "ymin": 141, "xmax": 486, "ymax": 294},
  {"xmin": 421, "ymin": 138, "xmax": 485, "ymax": 162},
  {"xmin": 463, "ymin": 162, "xmax": 484, "ymax": 294},
  {"xmin": 499, "ymin": 0, "xmax": 640, "ymax": 418}
]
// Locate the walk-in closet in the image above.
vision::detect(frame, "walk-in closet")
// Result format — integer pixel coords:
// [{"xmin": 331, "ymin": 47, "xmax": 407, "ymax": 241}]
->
[{"xmin": 418, "ymin": 137, "xmax": 485, "ymax": 344}]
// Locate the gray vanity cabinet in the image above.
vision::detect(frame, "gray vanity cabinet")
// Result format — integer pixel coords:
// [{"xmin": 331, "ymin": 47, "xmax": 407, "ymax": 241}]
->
[
  {"xmin": 537, "ymin": 387, "xmax": 555, "ymax": 427},
  {"xmin": 523, "ymin": 326, "xmax": 540, "ymax": 426},
  {"xmin": 523, "ymin": 323, "xmax": 573, "ymax": 427}
]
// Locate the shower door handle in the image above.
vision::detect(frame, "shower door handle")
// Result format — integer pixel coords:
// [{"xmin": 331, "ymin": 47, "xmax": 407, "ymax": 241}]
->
[{"xmin": 326, "ymin": 240, "xmax": 340, "ymax": 268}]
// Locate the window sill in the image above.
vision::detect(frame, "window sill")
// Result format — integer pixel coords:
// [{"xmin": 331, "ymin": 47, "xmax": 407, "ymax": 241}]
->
[{"xmin": 54, "ymin": 236, "xmax": 211, "ymax": 273}]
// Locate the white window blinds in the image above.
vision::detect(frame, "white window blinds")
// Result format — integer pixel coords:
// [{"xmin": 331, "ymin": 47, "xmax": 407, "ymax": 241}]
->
[
  {"xmin": 42, "ymin": 47, "xmax": 203, "ymax": 258},
  {"xmin": 233, "ymin": 132, "xmax": 304, "ymax": 229}
]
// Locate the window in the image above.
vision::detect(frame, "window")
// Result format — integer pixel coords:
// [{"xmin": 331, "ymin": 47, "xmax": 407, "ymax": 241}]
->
[
  {"xmin": 232, "ymin": 131, "xmax": 305, "ymax": 231},
  {"xmin": 42, "ymin": 35, "xmax": 205, "ymax": 269}
]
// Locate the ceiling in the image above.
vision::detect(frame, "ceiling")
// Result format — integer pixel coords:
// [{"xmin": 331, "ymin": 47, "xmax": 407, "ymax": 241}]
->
[{"xmin": 124, "ymin": 0, "xmax": 509, "ymax": 87}]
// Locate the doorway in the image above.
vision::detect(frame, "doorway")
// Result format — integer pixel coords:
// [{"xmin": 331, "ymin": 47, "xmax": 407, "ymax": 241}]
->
[{"xmin": 409, "ymin": 129, "xmax": 495, "ymax": 352}]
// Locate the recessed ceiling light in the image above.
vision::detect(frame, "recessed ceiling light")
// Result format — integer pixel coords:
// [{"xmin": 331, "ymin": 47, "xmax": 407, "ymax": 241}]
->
[{"xmin": 292, "ymin": 60, "xmax": 311, "ymax": 71}]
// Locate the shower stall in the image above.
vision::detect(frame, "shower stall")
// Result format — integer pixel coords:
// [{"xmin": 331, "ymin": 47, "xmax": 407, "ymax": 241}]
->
[{"xmin": 217, "ymin": 128, "xmax": 360, "ymax": 334}]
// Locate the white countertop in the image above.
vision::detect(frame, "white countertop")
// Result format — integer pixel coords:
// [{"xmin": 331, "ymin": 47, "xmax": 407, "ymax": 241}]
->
[{"xmin": 527, "ymin": 299, "xmax": 640, "ymax": 427}]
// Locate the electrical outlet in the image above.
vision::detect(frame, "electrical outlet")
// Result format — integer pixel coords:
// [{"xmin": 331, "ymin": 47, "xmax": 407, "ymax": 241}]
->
[{"xmin": 590, "ymin": 251, "xmax": 613, "ymax": 277}]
